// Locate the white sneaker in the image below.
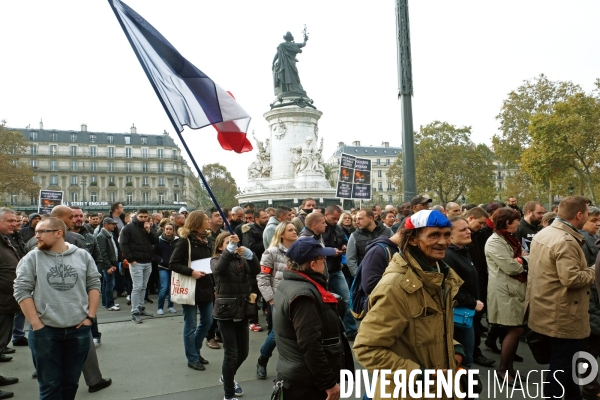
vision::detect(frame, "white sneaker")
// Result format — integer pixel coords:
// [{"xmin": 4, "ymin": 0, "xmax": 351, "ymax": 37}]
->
[
  {"xmin": 168, "ymin": 307, "xmax": 177, "ymax": 313},
  {"xmin": 93, "ymin": 338, "xmax": 101, "ymax": 348},
  {"xmin": 157, "ymin": 309, "xmax": 165, "ymax": 315},
  {"xmin": 126, "ymin": 295, "xmax": 130, "ymax": 301},
  {"xmin": 108, "ymin": 305, "xmax": 120, "ymax": 311}
]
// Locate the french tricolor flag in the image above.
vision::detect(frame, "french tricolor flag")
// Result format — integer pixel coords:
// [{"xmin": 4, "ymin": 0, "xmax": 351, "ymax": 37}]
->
[{"xmin": 109, "ymin": 0, "xmax": 252, "ymax": 153}]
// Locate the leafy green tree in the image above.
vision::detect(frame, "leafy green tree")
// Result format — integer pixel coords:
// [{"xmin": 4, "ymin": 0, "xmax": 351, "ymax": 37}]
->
[
  {"xmin": 201, "ymin": 163, "xmax": 239, "ymax": 209},
  {"xmin": 523, "ymin": 92, "xmax": 600, "ymax": 204},
  {"xmin": 0, "ymin": 120, "xmax": 40, "ymax": 199},
  {"xmin": 389, "ymin": 121, "xmax": 496, "ymax": 205},
  {"xmin": 493, "ymin": 74, "xmax": 583, "ymax": 167}
]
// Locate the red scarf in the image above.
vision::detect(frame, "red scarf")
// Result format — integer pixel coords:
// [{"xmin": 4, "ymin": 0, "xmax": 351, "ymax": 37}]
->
[
  {"xmin": 486, "ymin": 218, "xmax": 495, "ymax": 230},
  {"xmin": 495, "ymin": 229, "xmax": 522, "ymax": 258},
  {"xmin": 292, "ymin": 270, "xmax": 339, "ymax": 304}
]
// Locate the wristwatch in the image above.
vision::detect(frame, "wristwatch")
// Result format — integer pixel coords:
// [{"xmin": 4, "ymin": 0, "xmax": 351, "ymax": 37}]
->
[{"xmin": 86, "ymin": 315, "xmax": 97, "ymax": 324}]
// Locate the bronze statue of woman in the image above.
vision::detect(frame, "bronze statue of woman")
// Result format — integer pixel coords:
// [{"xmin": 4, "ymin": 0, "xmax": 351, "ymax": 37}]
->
[{"xmin": 272, "ymin": 30, "xmax": 308, "ymax": 97}]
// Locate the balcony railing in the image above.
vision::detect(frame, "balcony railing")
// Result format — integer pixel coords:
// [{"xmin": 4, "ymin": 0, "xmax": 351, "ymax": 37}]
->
[{"xmin": 26, "ymin": 150, "xmax": 184, "ymax": 161}]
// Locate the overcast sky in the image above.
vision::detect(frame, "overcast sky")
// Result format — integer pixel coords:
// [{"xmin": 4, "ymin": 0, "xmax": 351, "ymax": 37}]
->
[{"xmin": 1, "ymin": 1, "xmax": 599, "ymax": 189}]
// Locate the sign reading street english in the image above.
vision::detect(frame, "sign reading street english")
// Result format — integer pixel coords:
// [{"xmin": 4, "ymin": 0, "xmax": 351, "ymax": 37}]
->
[
  {"xmin": 335, "ymin": 153, "xmax": 372, "ymax": 200},
  {"xmin": 38, "ymin": 190, "xmax": 64, "ymax": 215}
]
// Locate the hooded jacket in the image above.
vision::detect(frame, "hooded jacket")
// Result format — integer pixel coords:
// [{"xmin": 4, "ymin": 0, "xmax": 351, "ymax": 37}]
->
[
  {"xmin": 262, "ymin": 216, "xmax": 280, "ymax": 250},
  {"xmin": 346, "ymin": 221, "xmax": 393, "ymax": 276},
  {"xmin": 353, "ymin": 250, "xmax": 464, "ymax": 400},
  {"xmin": 14, "ymin": 243, "xmax": 101, "ymax": 328},
  {"xmin": 20, "ymin": 212, "xmax": 41, "ymax": 243},
  {"xmin": 360, "ymin": 236, "xmax": 400, "ymax": 296},
  {"xmin": 119, "ymin": 216, "xmax": 158, "ymax": 263}
]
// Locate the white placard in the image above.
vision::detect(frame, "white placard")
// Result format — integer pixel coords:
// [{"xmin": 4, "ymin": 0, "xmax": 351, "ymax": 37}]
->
[{"xmin": 190, "ymin": 258, "xmax": 212, "ymax": 274}]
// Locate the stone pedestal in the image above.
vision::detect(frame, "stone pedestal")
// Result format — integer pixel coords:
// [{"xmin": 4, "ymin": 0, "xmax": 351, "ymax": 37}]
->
[{"xmin": 237, "ymin": 102, "xmax": 337, "ymax": 207}]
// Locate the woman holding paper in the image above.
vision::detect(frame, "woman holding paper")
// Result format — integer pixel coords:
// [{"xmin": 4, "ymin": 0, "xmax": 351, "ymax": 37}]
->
[
  {"xmin": 211, "ymin": 232, "xmax": 260, "ymax": 400},
  {"xmin": 169, "ymin": 211, "xmax": 214, "ymax": 371}
]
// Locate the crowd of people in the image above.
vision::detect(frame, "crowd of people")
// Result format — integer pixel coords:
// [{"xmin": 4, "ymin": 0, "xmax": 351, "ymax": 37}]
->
[{"xmin": 0, "ymin": 194, "xmax": 599, "ymax": 399}]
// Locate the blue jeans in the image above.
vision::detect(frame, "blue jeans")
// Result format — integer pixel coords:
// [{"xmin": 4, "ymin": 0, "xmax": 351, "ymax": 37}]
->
[
  {"xmin": 328, "ymin": 270, "xmax": 358, "ymax": 337},
  {"xmin": 12, "ymin": 311, "xmax": 25, "ymax": 343},
  {"xmin": 453, "ymin": 325, "xmax": 475, "ymax": 368},
  {"xmin": 158, "ymin": 269, "xmax": 173, "ymax": 310},
  {"xmin": 218, "ymin": 319, "xmax": 250, "ymax": 399},
  {"xmin": 29, "ymin": 325, "xmax": 91, "ymax": 400},
  {"xmin": 260, "ymin": 305, "xmax": 276, "ymax": 358},
  {"xmin": 182, "ymin": 301, "xmax": 213, "ymax": 364},
  {"xmin": 101, "ymin": 270, "xmax": 116, "ymax": 308},
  {"xmin": 130, "ymin": 262, "xmax": 152, "ymax": 314}
]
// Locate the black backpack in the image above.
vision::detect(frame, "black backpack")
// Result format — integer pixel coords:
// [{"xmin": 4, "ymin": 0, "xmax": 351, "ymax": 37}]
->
[{"xmin": 349, "ymin": 243, "xmax": 391, "ymax": 320}]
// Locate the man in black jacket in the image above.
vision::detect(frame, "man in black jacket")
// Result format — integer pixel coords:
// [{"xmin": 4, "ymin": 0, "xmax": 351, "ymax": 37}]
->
[
  {"xmin": 119, "ymin": 209, "xmax": 158, "ymax": 323},
  {"xmin": 97, "ymin": 218, "xmax": 121, "ymax": 311},
  {"xmin": 274, "ymin": 238, "xmax": 347, "ymax": 400},
  {"xmin": 322, "ymin": 206, "xmax": 357, "ymax": 340},
  {"xmin": 515, "ymin": 201, "xmax": 545, "ymax": 252}
]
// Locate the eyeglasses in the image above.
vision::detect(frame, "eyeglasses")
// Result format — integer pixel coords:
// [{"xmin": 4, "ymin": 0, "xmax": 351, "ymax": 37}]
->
[{"xmin": 34, "ymin": 229, "xmax": 59, "ymax": 235}]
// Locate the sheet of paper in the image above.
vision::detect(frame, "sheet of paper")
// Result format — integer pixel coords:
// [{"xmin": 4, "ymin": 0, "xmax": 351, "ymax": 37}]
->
[{"xmin": 190, "ymin": 258, "xmax": 212, "ymax": 274}]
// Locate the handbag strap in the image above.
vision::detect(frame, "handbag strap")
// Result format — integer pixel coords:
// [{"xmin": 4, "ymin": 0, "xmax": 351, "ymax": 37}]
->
[{"xmin": 187, "ymin": 238, "xmax": 191, "ymax": 270}]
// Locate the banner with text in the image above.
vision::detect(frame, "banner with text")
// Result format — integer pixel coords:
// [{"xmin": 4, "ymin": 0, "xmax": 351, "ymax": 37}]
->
[
  {"xmin": 38, "ymin": 190, "xmax": 64, "ymax": 215},
  {"xmin": 335, "ymin": 153, "xmax": 372, "ymax": 200}
]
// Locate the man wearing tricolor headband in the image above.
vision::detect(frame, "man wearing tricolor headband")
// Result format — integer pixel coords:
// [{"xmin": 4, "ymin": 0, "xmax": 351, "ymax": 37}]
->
[{"xmin": 353, "ymin": 210, "xmax": 466, "ymax": 400}]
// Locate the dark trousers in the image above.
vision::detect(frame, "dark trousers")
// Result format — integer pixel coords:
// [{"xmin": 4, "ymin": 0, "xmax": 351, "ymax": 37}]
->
[
  {"xmin": 545, "ymin": 337, "xmax": 582, "ymax": 400},
  {"xmin": 218, "ymin": 319, "xmax": 250, "ymax": 399},
  {"xmin": 29, "ymin": 325, "xmax": 91, "ymax": 400},
  {"xmin": 584, "ymin": 334, "xmax": 600, "ymax": 392},
  {"xmin": 206, "ymin": 319, "xmax": 219, "ymax": 340},
  {"xmin": 248, "ymin": 284, "xmax": 260, "ymax": 324},
  {"xmin": 0, "ymin": 314, "xmax": 14, "ymax": 356}
]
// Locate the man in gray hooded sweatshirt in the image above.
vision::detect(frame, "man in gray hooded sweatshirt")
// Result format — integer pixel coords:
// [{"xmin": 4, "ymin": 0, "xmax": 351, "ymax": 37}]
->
[{"xmin": 14, "ymin": 217, "xmax": 101, "ymax": 399}]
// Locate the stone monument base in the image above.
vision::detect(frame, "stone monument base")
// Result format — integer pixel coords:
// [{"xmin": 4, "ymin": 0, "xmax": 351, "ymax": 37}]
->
[{"xmin": 236, "ymin": 187, "xmax": 343, "ymax": 210}]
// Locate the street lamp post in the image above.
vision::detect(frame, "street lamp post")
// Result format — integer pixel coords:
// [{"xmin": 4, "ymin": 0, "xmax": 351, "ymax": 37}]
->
[{"xmin": 81, "ymin": 177, "xmax": 87, "ymax": 203}]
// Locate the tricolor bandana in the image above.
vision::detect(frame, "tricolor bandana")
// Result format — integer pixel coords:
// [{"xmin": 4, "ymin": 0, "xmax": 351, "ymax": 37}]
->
[{"xmin": 404, "ymin": 210, "xmax": 452, "ymax": 230}]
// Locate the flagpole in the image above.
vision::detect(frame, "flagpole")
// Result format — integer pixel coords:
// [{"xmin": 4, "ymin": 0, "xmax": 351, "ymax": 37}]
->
[{"xmin": 107, "ymin": 0, "xmax": 233, "ymax": 234}]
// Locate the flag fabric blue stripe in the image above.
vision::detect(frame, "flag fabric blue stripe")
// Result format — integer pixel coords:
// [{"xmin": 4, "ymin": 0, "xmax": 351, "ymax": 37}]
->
[{"xmin": 109, "ymin": 0, "xmax": 250, "ymax": 133}]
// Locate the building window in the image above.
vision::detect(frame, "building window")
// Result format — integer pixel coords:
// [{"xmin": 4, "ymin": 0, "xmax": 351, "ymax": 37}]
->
[
  {"xmin": 377, "ymin": 170, "xmax": 382, "ymax": 178},
  {"xmin": 50, "ymin": 175, "xmax": 58, "ymax": 185},
  {"xmin": 30, "ymin": 159, "xmax": 38, "ymax": 168},
  {"xmin": 90, "ymin": 161, "xmax": 97, "ymax": 172},
  {"xmin": 158, "ymin": 163, "xmax": 164, "ymax": 173},
  {"xmin": 108, "ymin": 162, "xmax": 115, "ymax": 172},
  {"xmin": 173, "ymin": 163, "xmax": 178, "ymax": 171},
  {"xmin": 156, "ymin": 137, "xmax": 163, "ymax": 146},
  {"xmin": 126, "ymin": 193, "xmax": 133, "ymax": 205},
  {"xmin": 378, "ymin": 182, "xmax": 383, "ymax": 191},
  {"xmin": 174, "ymin": 177, "xmax": 179, "ymax": 186},
  {"xmin": 158, "ymin": 193, "xmax": 165, "ymax": 204},
  {"xmin": 387, "ymin": 183, "xmax": 393, "ymax": 191},
  {"xmin": 141, "ymin": 136, "xmax": 147, "ymax": 145},
  {"xmin": 50, "ymin": 160, "xmax": 57, "ymax": 171},
  {"xmin": 142, "ymin": 192, "xmax": 149, "ymax": 203},
  {"xmin": 89, "ymin": 146, "xmax": 96, "ymax": 157},
  {"xmin": 157, "ymin": 149, "xmax": 163, "ymax": 159},
  {"xmin": 142, "ymin": 163, "xmax": 148, "ymax": 173},
  {"xmin": 109, "ymin": 192, "xmax": 116, "ymax": 203},
  {"xmin": 50, "ymin": 145, "xmax": 57, "ymax": 155},
  {"xmin": 10, "ymin": 194, "xmax": 17, "ymax": 205},
  {"xmin": 90, "ymin": 176, "xmax": 97, "ymax": 184},
  {"xmin": 71, "ymin": 176, "xmax": 78, "ymax": 186},
  {"xmin": 386, "ymin": 159, "xmax": 390, "ymax": 166},
  {"xmin": 89, "ymin": 134, "xmax": 96, "ymax": 143},
  {"xmin": 172, "ymin": 150, "xmax": 176, "ymax": 160},
  {"xmin": 158, "ymin": 177, "xmax": 165, "ymax": 186},
  {"xmin": 109, "ymin": 176, "xmax": 115, "ymax": 184},
  {"xmin": 29, "ymin": 145, "xmax": 37, "ymax": 155},
  {"xmin": 126, "ymin": 176, "xmax": 132, "ymax": 184},
  {"xmin": 124, "ymin": 136, "xmax": 131, "ymax": 145},
  {"xmin": 51, "ymin": 133, "xmax": 57, "ymax": 141},
  {"xmin": 126, "ymin": 163, "xmax": 132, "ymax": 172},
  {"xmin": 107, "ymin": 135, "xmax": 114, "ymax": 144},
  {"xmin": 108, "ymin": 147, "xmax": 115, "ymax": 158},
  {"xmin": 29, "ymin": 132, "xmax": 37, "ymax": 141},
  {"xmin": 70, "ymin": 134, "xmax": 77, "ymax": 142},
  {"xmin": 142, "ymin": 177, "xmax": 149, "ymax": 186},
  {"xmin": 70, "ymin": 146, "xmax": 77, "ymax": 157},
  {"xmin": 90, "ymin": 192, "xmax": 97, "ymax": 202},
  {"xmin": 30, "ymin": 196, "xmax": 37, "ymax": 205},
  {"xmin": 376, "ymin": 159, "xmax": 381, "ymax": 166},
  {"xmin": 142, "ymin": 148, "xmax": 148, "ymax": 159},
  {"xmin": 71, "ymin": 192, "xmax": 78, "ymax": 202},
  {"xmin": 71, "ymin": 161, "xmax": 77, "ymax": 171},
  {"xmin": 388, "ymin": 195, "xmax": 393, "ymax": 203},
  {"xmin": 174, "ymin": 192, "xmax": 179, "ymax": 202},
  {"xmin": 125, "ymin": 148, "xmax": 131, "ymax": 158}
]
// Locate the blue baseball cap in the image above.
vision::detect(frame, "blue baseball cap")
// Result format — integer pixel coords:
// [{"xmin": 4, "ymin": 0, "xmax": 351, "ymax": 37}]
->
[{"xmin": 287, "ymin": 237, "xmax": 337, "ymax": 265}]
